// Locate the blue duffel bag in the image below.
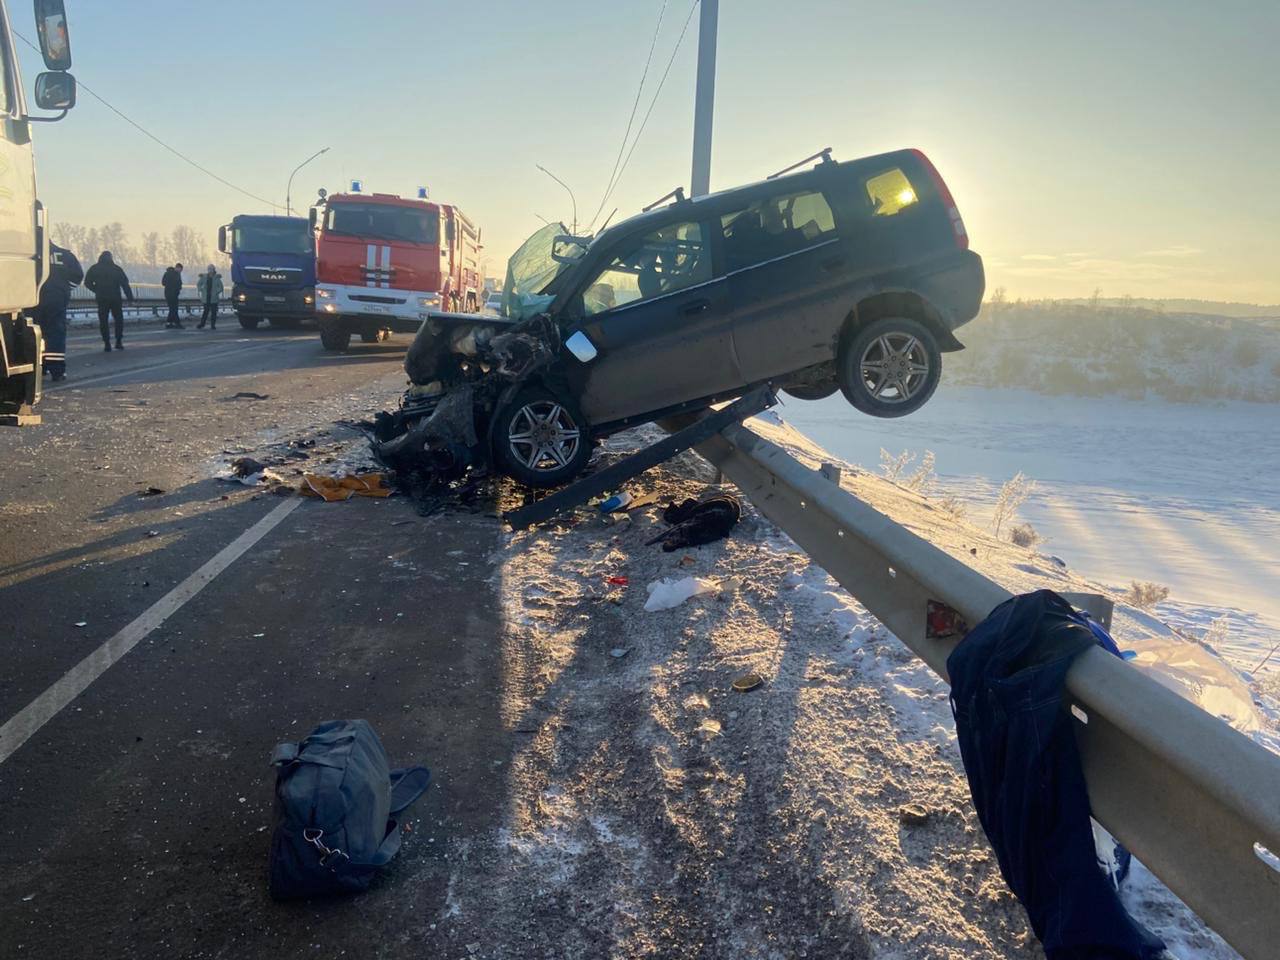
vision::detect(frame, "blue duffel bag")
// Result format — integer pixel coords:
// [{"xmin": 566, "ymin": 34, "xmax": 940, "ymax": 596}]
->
[{"xmin": 268, "ymin": 719, "xmax": 430, "ymax": 900}]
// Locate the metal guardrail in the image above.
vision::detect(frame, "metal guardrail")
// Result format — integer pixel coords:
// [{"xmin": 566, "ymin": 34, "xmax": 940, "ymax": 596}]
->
[
  {"xmin": 66, "ymin": 297, "xmax": 226, "ymax": 317},
  {"xmin": 676, "ymin": 416, "xmax": 1280, "ymax": 959}
]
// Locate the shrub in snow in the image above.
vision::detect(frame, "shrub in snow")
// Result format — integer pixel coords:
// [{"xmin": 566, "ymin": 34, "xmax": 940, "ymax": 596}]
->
[
  {"xmin": 1010, "ymin": 523, "xmax": 1042, "ymax": 548},
  {"xmin": 879, "ymin": 448, "xmax": 936, "ymax": 494},
  {"xmin": 992, "ymin": 471, "xmax": 1036, "ymax": 539},
  {"xmin": 1125, "ymin": 581, "xmax": 1170, "ymax": 609}
]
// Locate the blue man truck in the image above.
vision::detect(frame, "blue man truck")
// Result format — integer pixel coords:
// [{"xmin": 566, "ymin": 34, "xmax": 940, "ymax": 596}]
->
[{"xmin": 217, "ymin": 215, "xmax": 316, "ymax": 330}]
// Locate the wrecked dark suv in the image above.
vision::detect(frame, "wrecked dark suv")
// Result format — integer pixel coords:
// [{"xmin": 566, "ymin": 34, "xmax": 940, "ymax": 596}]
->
[{"xmin": 378, "ymin": 147, "xmax": 984, "ymax": 487}]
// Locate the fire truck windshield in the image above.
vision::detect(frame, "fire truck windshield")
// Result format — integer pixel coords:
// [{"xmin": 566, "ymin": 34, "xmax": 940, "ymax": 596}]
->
[
  {"xmin": 325, "ymin": 203, "xmax": 439, "ymax": 245},
  {"xmin": 234, "ymin": 221, "xmax": 312, "ymax": 255}
]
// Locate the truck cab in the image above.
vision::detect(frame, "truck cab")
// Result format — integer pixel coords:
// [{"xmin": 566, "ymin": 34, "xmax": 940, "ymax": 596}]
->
[
  {"xmin": 310, "ymin": 186, "xmax": 483, "ymax": 352},
  {"xmin": 0, "ymin": 0, "xmax": 76, "ymax": 424},
  {"xmin": 217, "ymin": 215, "xmax": 316, "ymax": 330}
]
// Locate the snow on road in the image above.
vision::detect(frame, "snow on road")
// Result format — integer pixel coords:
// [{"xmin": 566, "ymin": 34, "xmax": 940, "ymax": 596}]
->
[{"xmin": 780, "ymin": 384, "xmax": 1280, "ymax": 688}]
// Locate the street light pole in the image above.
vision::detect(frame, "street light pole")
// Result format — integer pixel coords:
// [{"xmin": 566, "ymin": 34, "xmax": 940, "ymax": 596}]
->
[
  {"xmin": 286, "ymin": 147, "xmax": 330, "ymax": 217},
  {"xmin": 535, "ymin": 164, "xmax": 578, "ymax": 235},
  {"xmin": 690, "ymin": 0, "xmax": 718, "ymax": 198}
]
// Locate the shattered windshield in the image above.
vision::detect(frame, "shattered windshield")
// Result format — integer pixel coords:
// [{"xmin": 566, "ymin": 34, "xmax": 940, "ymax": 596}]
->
[{"xmin": 500, "ymin": 222, "xmax": 588, "ymax": 321}]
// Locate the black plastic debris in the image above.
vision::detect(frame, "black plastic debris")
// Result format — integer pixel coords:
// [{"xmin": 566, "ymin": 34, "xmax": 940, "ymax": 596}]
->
[
  {"xmin": 647, "ymin": 495, "xmax": 742, "ymax": 552},
  {"xmin": 231, "ymin": 457, "xmax": 266, "ymax": 478}
]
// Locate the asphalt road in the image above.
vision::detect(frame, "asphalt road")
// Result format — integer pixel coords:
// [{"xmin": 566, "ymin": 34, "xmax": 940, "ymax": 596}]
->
[{"xmin": 0, "ymin": 321, "xmax": 512, "ymax": 959}]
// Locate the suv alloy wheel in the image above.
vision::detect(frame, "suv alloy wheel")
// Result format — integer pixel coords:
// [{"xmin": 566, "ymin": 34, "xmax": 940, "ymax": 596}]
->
[{"xmin": 838, "ymin": 316, "xmax": 941, "ymax": 417}]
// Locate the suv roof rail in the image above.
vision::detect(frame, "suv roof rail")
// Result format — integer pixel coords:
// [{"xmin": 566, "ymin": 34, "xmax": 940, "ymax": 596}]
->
[
  {"xmin": 767, "ymin": 147, "xmax": 835, "ymax": 180},
  {"xmin": 642, "ymin": 186, "xmax": 687, "ymax": 212}
]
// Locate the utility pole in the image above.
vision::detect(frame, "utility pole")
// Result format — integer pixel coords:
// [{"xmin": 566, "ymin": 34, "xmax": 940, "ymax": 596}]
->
[{"xmin": 690, "ymin": 0, "xmax": 718, "ymax": 198}]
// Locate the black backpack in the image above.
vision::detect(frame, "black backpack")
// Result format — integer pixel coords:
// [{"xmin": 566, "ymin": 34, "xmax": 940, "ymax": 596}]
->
[{"xmin": 268, "ymin": 719, "xmax": 430, "ymax": 900}]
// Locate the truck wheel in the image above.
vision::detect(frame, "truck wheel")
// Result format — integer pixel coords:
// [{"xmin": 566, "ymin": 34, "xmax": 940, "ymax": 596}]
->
[
  {"xmin": 320, "ymin": 321, "xmax": 351, "ymax": 352},
  {"xmin": 782, "ymin": 381, "xmax": 838, "ymax": 401},
  {"xmin": 238, "ymin": 316, "xmax": 261, "ymax": 330},
  {"xmin": 492, "ymin": 387, "xmax": 592, "ymax": 488},
  {"xmin": 838, "ymin": 316, "xmax": 941, "ymax": 418}
]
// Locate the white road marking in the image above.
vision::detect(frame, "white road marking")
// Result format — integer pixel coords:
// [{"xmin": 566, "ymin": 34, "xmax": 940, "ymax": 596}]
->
[
  {"xmin": 48, "ymin": 342, "xmax": 267, "ymax": 391},
  {"xmin": 0, "ymin": 498, "xmax": 302, "ymax": 765}
]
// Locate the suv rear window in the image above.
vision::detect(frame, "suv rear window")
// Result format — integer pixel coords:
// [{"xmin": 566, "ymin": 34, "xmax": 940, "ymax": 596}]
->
[
  {"xmin": 864, "ymin": 167, "xmax": 920, "ymax": 217},
  {"xmin": 720, "ymin": 189, "xmax": 837, "ymax": 273}
]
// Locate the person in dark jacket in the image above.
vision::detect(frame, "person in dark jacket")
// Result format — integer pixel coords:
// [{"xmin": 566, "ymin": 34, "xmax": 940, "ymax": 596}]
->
[
  {"xmin": 83, "ymin": 251, "xmax": 134, "ymax": 351},
  {"xmin": 196, "ymin": 264, "xmax": 224, "ymax": 330},
  {"xmin": 37, "ymin": 244, "xmax": 84, "ymax": 381},
  {"xmin": 161, "ymin": 262, "xmax": 184, "ymax": 328}
]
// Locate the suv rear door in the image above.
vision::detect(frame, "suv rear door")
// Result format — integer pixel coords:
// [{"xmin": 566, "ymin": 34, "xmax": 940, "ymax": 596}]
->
[
  {"xmin": 720, "ymin": 176, "xmax": 852, "ymax": 383},
  {"xmin": 565, "ymin": 218, "xmax": 740, "ymax": 425}
]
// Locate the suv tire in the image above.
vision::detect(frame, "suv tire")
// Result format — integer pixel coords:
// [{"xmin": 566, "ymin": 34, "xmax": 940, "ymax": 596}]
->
[
  {"xmin": 320, "ymin": 321, "xmax": 351, "ymax": 352},
  {"xmin": 492, "ymin": 386, "xmax": 592, "ymax": 488},
  {"xmin": 838, "ymin": 316, "xmax": 941, "ymax": 418}
]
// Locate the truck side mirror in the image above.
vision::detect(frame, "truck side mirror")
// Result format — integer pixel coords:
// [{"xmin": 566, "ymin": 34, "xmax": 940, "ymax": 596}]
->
[
  {"xmin": 309, "ymin": 209, "xmax": 318, "ymax": 232},
  {"xmin": 217, "ymin": 225, "xmax": 228, "ymax": 254},
  {"xmin": 34, "ymin": 71, "xmax": 75, "ymax": 111},
  {"xmin": 34, "ymin": 0, "xmax": 72, "ymax": 71}
]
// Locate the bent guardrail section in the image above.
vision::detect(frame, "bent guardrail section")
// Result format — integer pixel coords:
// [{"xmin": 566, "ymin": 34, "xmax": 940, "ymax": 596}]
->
[{"xmin": 681, "ymin": 418, "xmax": 1280, "ymax": 959}]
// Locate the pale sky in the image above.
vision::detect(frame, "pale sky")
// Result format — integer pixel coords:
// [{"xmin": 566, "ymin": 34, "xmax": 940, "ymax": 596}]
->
[{"xmin": 19, "ymin": 0, "xmax": 1280, "ymax": 302}]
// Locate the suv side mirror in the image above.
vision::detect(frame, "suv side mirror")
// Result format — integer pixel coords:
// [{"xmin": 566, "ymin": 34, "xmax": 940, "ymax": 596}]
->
[
  {"xmin": 564, "ymin": 330, "xmax": 597, "ymax": 363},
  {"xmin": 551, "ymin": 234, "xmax": 590, "ymax": 265},
  {"xmin": 34, "ymin": 0, "xmax": 72, "ymax": 71},
  {"xmin": 217, "ymin": 225, "xmax": 228, "ymax": 254},
  {"xmin": 34, "ymin": 71, "xmax": 75, "ymax": 111}
]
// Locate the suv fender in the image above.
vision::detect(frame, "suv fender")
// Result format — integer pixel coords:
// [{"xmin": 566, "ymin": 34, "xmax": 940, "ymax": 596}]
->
[{"xmin": 838, "ymin": 289, "xmax": 965, "ymax": 358}]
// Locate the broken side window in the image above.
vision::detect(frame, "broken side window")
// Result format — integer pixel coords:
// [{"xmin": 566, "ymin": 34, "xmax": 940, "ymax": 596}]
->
[
  {"xmin": 581, "ymin": 222, "xmax": 710, "ymax": 317},
  {"xmin": 720, "ymin": 189, "xmax": 837, "ymax": 274}
]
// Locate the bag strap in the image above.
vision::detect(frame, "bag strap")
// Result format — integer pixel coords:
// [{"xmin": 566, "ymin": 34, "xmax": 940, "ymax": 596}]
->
[
  {"xmin": 388, "ymin": 766, "xmax": 431, "ymax": 814},
  {"xmin": 270, "ymin": 742, "xmax": 299, "ymax": 766}
]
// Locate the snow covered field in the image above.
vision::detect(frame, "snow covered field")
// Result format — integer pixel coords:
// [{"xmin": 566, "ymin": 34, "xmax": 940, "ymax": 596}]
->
[{"xmin": 780, "ymin": 384, "xmax": 1280, "ymax": 686}]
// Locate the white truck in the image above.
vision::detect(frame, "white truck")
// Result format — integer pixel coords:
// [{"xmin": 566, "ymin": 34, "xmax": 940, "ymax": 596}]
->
[{"xmin": 0, "ymin": 0, "xmax": 77, "ymax": 425}]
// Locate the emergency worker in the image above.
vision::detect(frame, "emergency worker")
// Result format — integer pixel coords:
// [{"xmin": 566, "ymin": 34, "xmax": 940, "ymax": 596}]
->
[{"xmin": 37, "ymin": 243, "xmax": 83, "ymax": 381}]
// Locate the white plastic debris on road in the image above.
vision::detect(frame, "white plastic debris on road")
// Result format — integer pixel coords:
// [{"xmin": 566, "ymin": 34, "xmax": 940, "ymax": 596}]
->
[{"xmin": 643, "ymin": 576, "xmax": 719, "ymax": 612}]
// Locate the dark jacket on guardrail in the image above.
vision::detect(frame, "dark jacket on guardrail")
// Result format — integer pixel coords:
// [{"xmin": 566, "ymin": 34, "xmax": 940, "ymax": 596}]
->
[
  {"xmin": 947, "ymin": 590, "xmax": 1165, "ymax": 959},
  {"xmin": 83, "ymin": 252, "xmax": 134, "ymax": 304}
]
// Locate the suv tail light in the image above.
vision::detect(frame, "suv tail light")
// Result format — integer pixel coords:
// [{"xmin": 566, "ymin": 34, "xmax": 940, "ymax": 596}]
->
[{"xmin": 910, "ymin": 149, "xmax": 968, "ymax": 250}]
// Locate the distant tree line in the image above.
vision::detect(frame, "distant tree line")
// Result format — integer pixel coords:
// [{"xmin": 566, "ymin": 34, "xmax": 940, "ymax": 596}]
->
[{"xmin": 50, "ymin": 222, "xmax": 224, "ymax": 273}]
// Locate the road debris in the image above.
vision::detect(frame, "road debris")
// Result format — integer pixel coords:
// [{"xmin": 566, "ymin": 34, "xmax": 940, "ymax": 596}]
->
[
  {"xmin": 137, "ymin": 486, "xmax": 165, "ymax": 497},
  {"xmin": 731, "ymin": 672, "xmax": 763, "ymax": 693},
  {"xmin": 598, "ymin": 491, "xmax": 634, "ymax": 513},
  {"xmin": 226, "ymin": 391, "xmax": 270, "ymax": 401},
  {"xmin": 299, "ymin": 472, "xmax": 393, "ymax": 502},
  {"xmin": 643, "ymin": 576, "xmax": 719, "ymax": 612},
  {"xmin": 899, "ymin": 803, "xmax": 932, "ymax": 826},
  {"xmin": 646, "ymin": 495, "xmax": 742, "ymax": 552}
]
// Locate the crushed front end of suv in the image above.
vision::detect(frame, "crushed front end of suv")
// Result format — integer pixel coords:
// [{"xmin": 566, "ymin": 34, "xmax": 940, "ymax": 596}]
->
[{"xmin": 373, "ymin": 147, "xmax": 984, "ymax": 489}]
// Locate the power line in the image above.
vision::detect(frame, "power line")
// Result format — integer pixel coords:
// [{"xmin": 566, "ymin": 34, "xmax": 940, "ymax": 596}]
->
[
  {"xmin": 13, "ymin": 29, "xmax": 281, "ymax": 209},
  {"xmin": 587, "ymin": 0, "xmax": 669, "ymax": 231},
  {"xmin": 592, "ymin": 0, "xmax": 699, "ymax": 226}
]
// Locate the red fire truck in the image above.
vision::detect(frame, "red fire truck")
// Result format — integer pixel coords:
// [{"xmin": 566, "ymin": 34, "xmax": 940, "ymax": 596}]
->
[{"xmin": 310, "ymin": 185, "xmax": 483, "ymax": 351}]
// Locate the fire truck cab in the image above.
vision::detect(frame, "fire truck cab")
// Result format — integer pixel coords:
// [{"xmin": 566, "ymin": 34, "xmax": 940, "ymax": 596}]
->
[{"xmin": 311, "ymin": 186, "xmax": 482, "ymax": 351}]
